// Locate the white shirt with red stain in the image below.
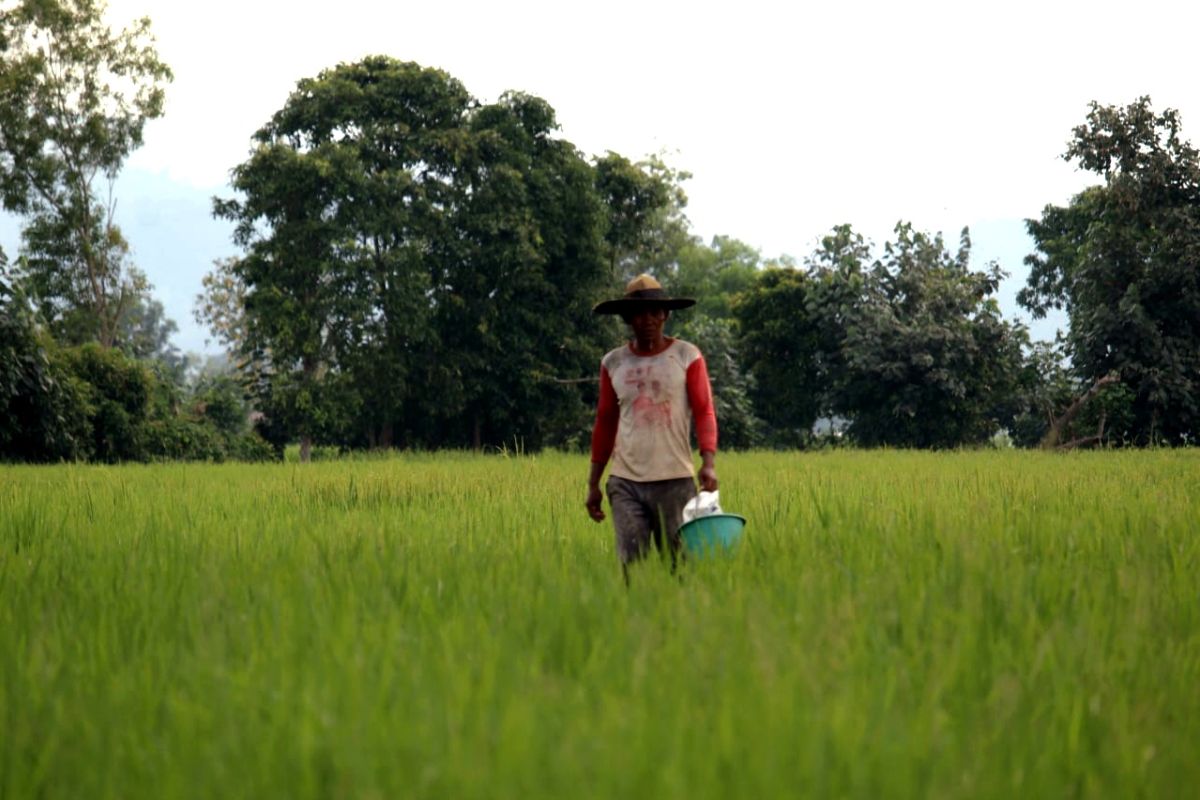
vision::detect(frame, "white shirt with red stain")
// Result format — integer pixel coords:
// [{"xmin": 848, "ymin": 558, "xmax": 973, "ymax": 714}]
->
[{"xmin": 590, "ymin": 338, "xmax": 719, "ymax": 482}]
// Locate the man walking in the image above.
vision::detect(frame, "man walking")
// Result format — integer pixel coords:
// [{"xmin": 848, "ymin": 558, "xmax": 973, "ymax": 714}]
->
[{"xmin": 586, "ymin": 274, "xmax": 719, "ymax": 575}]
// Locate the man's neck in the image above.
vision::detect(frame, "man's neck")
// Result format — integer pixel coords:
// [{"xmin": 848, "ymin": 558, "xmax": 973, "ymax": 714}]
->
[{"xmin": 631, "ymin": 335, "xmax": 671, "ymax": 356}]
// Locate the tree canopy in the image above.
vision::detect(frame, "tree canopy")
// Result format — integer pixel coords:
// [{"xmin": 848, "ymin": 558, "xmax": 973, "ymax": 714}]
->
[
  {"xmin": 737, "ymin": 224, "xmax": 1028, "ymax": 448},
  {"xmin": 1020, "ymin": 97, "xmax": 1200, "ymax": 445},
  {"xmin": 0, "ymin": 0, "xmax": 171, "ymax": 347},
  {"xmin": 212, "ymin": 57, "xmax": 624, "ymax": 458}
]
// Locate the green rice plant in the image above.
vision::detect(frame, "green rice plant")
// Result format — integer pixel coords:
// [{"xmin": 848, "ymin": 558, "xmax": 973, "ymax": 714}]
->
[{"xmin": 1, "ymin": 450, "xmax": 1197, "ymax": 798}]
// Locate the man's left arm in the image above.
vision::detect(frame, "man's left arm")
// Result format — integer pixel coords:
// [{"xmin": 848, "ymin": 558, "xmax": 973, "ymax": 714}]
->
[{"xmin": 686, "ymin": 355, "xmax": 719, "ymax": 492}]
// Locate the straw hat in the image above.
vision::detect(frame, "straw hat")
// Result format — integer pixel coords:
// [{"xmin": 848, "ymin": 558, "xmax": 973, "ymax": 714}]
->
[{"xmin": 592, "ymin": 273, "xmax": 696, "ymax": 315}]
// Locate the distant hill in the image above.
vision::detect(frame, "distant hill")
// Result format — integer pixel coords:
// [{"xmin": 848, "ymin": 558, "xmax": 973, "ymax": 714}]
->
[{"xmin": 1, "ymin": 168, "xmax": 238, "ymax": 356}]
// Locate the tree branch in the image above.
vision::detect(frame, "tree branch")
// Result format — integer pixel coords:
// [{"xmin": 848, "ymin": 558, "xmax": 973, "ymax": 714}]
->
[{"xmin": 1041, "ymin": 372, "xmax": 1119, "ymax": 450}]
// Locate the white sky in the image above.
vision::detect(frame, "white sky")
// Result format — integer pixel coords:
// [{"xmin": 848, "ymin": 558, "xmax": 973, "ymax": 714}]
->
[
  {"xmin": 107, "ymin": 0, "xmax": 1199, "ymax": 255},
  {"xmin": 28, "ymin": 0, "xmax": 1190, "ymax": 353}
]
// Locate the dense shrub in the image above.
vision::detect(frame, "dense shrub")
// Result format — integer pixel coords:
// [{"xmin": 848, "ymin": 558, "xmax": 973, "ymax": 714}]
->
[
  {"xmin": 228, "ymin": 431, "xmax": 278, "ymax": 462},
  {"xmin": 59, "ymin": 343, "xmax": 154, "ymax": 462},
  {"xmin": 1, "ymin": 276, "xmax": 90, "ymax": 461},
  {"xmin": 139, "ymin": 416, "xmax": 229, "ymax": 462},
  {"xmin": 0, "ymin": 298, "xmax": 279, "ymax": 463}
]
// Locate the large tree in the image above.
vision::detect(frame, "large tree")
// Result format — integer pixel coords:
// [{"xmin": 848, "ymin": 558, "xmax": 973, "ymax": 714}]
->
[
  {"xmin": 0, "ymin": 0, "xmax": 171, "ymax": 347},
  {"xmin": 1020, "ymin": 97, "xmax": 1200, "ymax": 445},
  {"xmin": 422, "ymin": 91, "xmax": 610, "ymax": 451},
  {"xmin": 213, "ymin": 58, "xmax": 614, "ymax": 456}
]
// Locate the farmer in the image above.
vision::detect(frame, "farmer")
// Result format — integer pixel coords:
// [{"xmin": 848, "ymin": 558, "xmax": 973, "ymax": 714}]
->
[{"xmin": 585, "ymin": 273, "xmax": 719, "ymax": 574}]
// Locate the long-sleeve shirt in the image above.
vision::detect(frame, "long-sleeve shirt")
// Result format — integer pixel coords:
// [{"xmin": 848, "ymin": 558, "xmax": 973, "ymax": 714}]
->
[{"xmin": 590, "ymin": 338, "xmax": 718, "ymax": 482}]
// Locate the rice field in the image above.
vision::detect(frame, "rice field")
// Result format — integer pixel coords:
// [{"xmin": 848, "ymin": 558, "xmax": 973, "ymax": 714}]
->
[{"xmin": 2, "ymin": 450, "xmax": 1198, "ymax": 799}]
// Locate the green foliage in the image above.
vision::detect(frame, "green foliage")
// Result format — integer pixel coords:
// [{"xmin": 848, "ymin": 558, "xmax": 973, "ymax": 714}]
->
[
  {"xmin": 0, "ymin": 267, "xmax": 89, "ymax": 461},
  {"xmin": 138, "ymin": 415, "xmax": 227, "ymax": 462},
  {"xmin": 737, "ymin": 224, "xmax": 1028, "ymax": 448},
  {"xmin": 833, "ymin": 224, "xmax": 1028, "ymax": 448},
  {"xmin": 1020, "ymin": 97, "xmax": 1200, "ymax": 445},
  {"xmin": 668, "ymin": 235, "xmax": 762, "ymax": 321},
  {"xmin": 117, "ymin": 295, "xmax": 181, "ymax": 366},
  {"xmin": 227, "ymin": 430, "xmax": 276, "ymax": 462},
  {"xmin": 426, "ymin": 91, "xmax": 611, "ymax": 451},
  {"xmin": 191, "ymin": 373, "xmax": 250, "ymax": 439},
  {"xmin": 594, "ymin": 152, "xmax": 693, "ymax": 281},
  {"xmin": 215, "ymin": 58, "xmax": 614, "ymax": 455},
  {"xmin": 0, "ymin": 0, "xmax": 172, "ymax": 347},
  {"xmin": 1007, "ymin": 340, "xmax": 1135, "ymax": 449},
  {"xmin": 59, "ymin": 342, "xmax": 152, "ymax": 461},
  {"xmin": 0, "ymin": 285, "xmax": 277, "ymax": 463},
  {"xmin": 732, "ymin": 267, "xmax": 825, "ymax": 446}
]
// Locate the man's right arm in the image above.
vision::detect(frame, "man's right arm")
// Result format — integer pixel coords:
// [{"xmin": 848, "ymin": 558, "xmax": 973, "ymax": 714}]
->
[{"xmin": 587, "ymin": 365, "xmax": 618, "ymax": 522}]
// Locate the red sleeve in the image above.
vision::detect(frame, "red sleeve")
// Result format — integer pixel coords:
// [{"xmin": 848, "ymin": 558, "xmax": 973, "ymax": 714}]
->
[
  {"xmin": 687, "ymin": 356, "xmax": 718, "ymax": 453},
  {"xmin": 590, "ymin": 364, "xmax": 619, "ymax": 465}
]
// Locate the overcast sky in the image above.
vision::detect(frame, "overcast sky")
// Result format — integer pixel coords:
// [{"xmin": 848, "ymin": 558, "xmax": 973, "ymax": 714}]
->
[{"xmin": 15, "ymin": 0, "xmax": 1200, "ymax": 352}]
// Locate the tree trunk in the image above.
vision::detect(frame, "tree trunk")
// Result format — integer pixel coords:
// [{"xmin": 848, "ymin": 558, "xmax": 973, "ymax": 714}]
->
[
  {"xmin": 472, "ymin": 414, "xmax": 482, "ymax": 453},
  {"xmin": 1040, "ymin": 372, "xmax": 1119, "ymax": 450},
  {"xmin": 380, "ymin": 420, "xmax": 394, "ymax": 449},
  {"xmin": 300, "ymin": 435, "xmax": 312, "ymax": 463}
]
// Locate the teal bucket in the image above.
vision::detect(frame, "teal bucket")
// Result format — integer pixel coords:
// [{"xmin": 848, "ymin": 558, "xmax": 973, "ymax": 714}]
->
[{"xmin": 680, "ymin": 513, "xmax": 746, "ymax": 557}]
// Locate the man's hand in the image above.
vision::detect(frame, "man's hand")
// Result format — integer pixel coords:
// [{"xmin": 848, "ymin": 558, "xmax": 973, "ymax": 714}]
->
[{"xmin": 586, "ymin": 485, "xmax": 606, "ymax": 522}]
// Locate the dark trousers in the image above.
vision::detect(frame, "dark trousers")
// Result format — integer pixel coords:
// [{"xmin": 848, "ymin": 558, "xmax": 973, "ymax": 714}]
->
[{"xmin": 605, "ymin": 475, "xmax": 696, "ymax": 569}]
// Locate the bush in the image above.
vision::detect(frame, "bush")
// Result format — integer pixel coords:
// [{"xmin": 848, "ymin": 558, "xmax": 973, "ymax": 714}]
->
[
  {"xmin": 192, "ymin": 374, "xmax": 250, "ymax": 438},
  {"xmin": 60, "ymin": 343, "xmax": 154, "ymax": 462},
  {"xmin": 228, "ymin": 431, "xmax": 277, "ymax": 462},
  {"xmin": 139, "ymin": 416, "xmax": 229, "ymax": 462}
]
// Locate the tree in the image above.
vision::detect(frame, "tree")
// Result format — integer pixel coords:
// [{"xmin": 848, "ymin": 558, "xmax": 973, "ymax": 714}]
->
[
  {"xmin": 195, "ymin": 257, "xmax": 247, "ymax": 354},
  {"xmin": 117, "ymin": 295, "xmax": 179, "ymax": 363},
  {"xmin": 734, "ymin": 266, "xmax": 827, "ymax": 446},
  {"xmin": 1020, "ymin": 97, "xmax": 1200, "ymax": 445},
  {"xmin": 734, "ymin": 226, "xmax": 871, "ymax": 446},
  {"xmin": 832, "ymin": 224, "xmax": 1027, "ymax": 448},
  {"xmin": 214, "ymin": 57, "xmax": 471, "ymax": 459},
  {"xmin": 213, "ymin": 59, "xmax": 615, "ymax": 456},
  {"xmin": 736, "ymin": 224, "xmax": 1028, "ymax": 449},
  {"xmin": 669, "ymin": 234, "xmax": 763, "ymax": 321},
  {"xmin": 0, "ymin": 0, "xmax": 171, "ymax": 347},
  {"xmin": 422, "ymin": 91, "xmax": 611, "ymax": 451},
  {"xmin": 594, "ymin": 152, "xmax": 693, "ymax": 281}
]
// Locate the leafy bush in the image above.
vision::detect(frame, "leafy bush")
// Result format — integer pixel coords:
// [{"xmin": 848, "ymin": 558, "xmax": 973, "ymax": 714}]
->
[
  {"xmin": 192, "ymin": 374, "xmax": 251, "ymax": 438},
  {"xmin": 228, "ymin": 431, "xmax": 276, "ymax": 462},
  {"xmin": 0, "ymin": 274, "xmax": 90, "ymax": 461},
  {"xmin": 59, "ymin": 343, "xmax": 154, "ymax": 462},
  {"xmin": 139, "ymin": 416, "xmax": 229, "ymax": 462}
]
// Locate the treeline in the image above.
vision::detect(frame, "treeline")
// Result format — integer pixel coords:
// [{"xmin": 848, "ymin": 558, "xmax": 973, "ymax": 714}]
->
[{"xmin": 1, "ymin": 2, "xmax": 1197, "ymax": 462}]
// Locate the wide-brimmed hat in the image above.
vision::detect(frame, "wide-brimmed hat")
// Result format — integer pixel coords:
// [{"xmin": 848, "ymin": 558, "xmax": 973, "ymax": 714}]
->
[{"xmin": 592, "ymin": 274, "xmax": 696, "ymax": 315}]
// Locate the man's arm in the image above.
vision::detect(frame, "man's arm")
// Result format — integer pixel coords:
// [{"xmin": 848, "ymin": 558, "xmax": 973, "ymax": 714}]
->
[
  {"xmin": 587, "ymin": 365, "xmax": 618, "ymax": 521},
  {"xmin": 687, "ymin": 356, "xmax": 719, "ymax": 492}
]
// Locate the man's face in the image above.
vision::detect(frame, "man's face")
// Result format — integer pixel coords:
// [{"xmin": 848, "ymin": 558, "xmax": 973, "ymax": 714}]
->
[{"xmin": 626, "ymin": 306, "xmax": 669, "ymax": 341}]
